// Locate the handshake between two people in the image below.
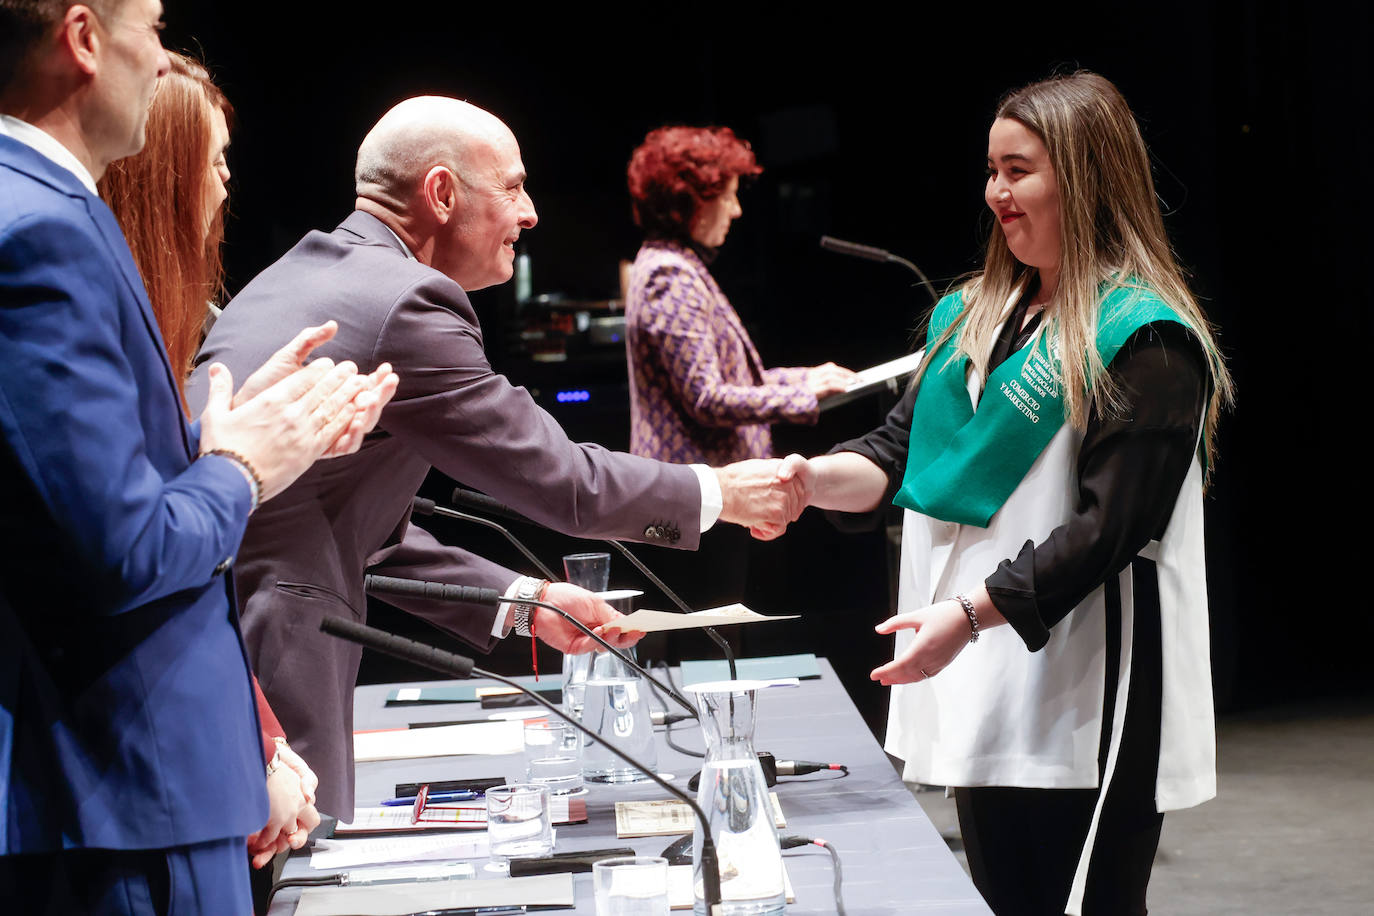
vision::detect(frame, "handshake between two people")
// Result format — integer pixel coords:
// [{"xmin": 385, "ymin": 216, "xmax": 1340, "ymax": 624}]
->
[
  {"xmin": 533, "ymin": 455, "xmax": 826, "ymax": 648},
  {"xmin": 714, "ymin": 454, "xmax": 818, "ymax": 541}
]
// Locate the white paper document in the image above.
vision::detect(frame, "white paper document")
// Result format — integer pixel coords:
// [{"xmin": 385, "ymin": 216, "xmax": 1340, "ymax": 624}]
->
[
  {"xmin": 310, "ymin": 834, "xmax": 489, "ymax": 869},
  {"xmin": 605, "ymin": 604, "xmax": 798, "ymax": 634},
  {"xmin": 352, "ymin": 719, "xmax": 522, "ymax": 762},
  {"xmin": 295, "ymin": 872, "xmax": 575, "ymax": 915},
  {"xmin": 337, "ymin": 796, "xmax": 581, "ymax": 835},
  {"xmin": 667, "ymin": 863, "xmax": 794, "ymax": 909},
  {"xmin": 847, "ymin": 351, "xmax": 922, "ymax": 390}
]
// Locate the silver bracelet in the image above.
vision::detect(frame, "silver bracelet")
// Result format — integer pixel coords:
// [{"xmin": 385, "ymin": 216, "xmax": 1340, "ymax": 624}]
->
[{"xmin": 954, "ymin": 594, "xmax": 980, "ymax": 643}]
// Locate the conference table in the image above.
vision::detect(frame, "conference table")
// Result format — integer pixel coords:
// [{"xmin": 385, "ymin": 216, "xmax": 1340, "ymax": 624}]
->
[{"xmin": 268, "ymin": 658, "xmax": 990, "ymax": 914}]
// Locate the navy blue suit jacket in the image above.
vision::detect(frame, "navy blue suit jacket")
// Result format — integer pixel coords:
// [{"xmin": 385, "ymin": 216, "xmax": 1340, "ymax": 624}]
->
[{"xmin": 0, "ymin": 135, "xmax": 266, "ymax": 853}]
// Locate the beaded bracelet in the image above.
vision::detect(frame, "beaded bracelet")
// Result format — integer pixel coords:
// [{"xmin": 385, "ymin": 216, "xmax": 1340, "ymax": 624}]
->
[
  {"xmin": 204, "ymin": 448, "xmax": 262, "ymax": 512},
  {"xmin": 954, "ymin": 594, "xmax": 980, "ymax": 643}
]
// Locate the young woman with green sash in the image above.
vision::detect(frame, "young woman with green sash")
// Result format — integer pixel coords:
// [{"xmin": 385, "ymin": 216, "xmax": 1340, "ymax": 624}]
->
[{"xmin": 772, "ymin": 72, "xmax": 1233, "ymax": 915}]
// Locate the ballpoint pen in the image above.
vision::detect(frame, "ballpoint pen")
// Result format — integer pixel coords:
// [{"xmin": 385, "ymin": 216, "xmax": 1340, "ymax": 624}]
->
[{"xmin": 380, "ymin": 789, "xmax": 482, "ymax": 806}]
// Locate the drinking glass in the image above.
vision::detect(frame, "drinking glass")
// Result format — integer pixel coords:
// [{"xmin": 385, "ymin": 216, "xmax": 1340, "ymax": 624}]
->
[
  {"xmin": 593, "ymin": 855, "xmax": 670, "ymax": 916},
  {"xmin": 524, "ymin": 720, "xmax": 584, "ymax": 796},
  {"xmin": 484, "ymin": 783, "xmax": 553, "ymax": 872},
  {"xmin": 563, "ymin": 551, "xmax": 611, "ymax": 591},
  {"xmin": 562, "ymin": 552, "xmax": 611, "ymax": 720}
]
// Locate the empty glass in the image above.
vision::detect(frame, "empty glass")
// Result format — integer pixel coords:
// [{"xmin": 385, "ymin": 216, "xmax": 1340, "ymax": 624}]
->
[
  {"xmin": 562, "ymin": 649, "xmax": 593, "ymax": 723},
  {"xmin": 563, "ymin": 552, "xmax": 611, "ymax": 591},
  {"xmin": 484, "ymin": 783, "xmax": 553, "ymax": 872},
  {"xmin": 562, "ymin": 552, "xmax": 611, "ymax": 721},
  {"xmin": 594, "ymin": 855, "xmax": 670, "ymax": 916},
  {"xmin": 524, "ymin": 720, "xmax": 584, "ymax": 796}
]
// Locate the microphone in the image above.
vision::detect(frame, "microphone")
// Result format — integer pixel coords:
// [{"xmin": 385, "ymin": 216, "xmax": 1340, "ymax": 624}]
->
[
  {"xmin": 317, "ymin": 616, "xmax": 722, "ymax": 910},
  {"xmin": 819, "ymin": 234, "xmax": 939, "ymax": 306},
  {"xmin": 445, "ymin": 489, "xmax": 739, "ymax": 680},
  {"xmin": 412, "ymin": 496, "xmax": 558, "ymax": 581},
  {"xmin": 363, "ymin": 573, "xmax": 697, "ymax": 718}
]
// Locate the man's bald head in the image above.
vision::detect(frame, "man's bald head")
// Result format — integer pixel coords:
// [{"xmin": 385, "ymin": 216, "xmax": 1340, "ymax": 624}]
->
[
  {"xmin": 354, "ymin": 96, "xmax": 510, "ymax": 210},
  {"xmin": 353, "ymin": 95, "xmax": 537, "ymax": 292}
]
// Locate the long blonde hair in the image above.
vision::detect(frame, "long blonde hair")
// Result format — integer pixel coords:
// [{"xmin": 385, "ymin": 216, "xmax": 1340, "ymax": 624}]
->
[{"xmin": 924, "ymin": 71, "xmax": 1232, "ymax": 475}]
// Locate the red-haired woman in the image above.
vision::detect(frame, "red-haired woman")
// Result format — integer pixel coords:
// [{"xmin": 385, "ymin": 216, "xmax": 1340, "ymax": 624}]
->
[
  {"xmin": 621, "ymin": 126, "xmax": 856, "ymax": 619},
  {"xmin": 624, "ymin": 126, "xmax": 856, "ymax": 467},
  {"xmin": 99, "ymin": 52, "xmax": 332, "ymax": 876}
]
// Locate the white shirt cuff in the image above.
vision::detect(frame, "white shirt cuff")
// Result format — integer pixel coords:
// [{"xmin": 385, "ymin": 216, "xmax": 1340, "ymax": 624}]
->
[
  {"xmin": 691, "ymin": 464, "xmax": 723, "ymax": 531},
  {"xmin": 492, "ymin": 578, "xmax": 533, "ymax": 638}
]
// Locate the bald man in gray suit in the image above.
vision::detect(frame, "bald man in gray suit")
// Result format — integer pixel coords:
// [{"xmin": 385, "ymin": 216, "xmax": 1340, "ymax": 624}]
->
[{"xmin": 190, "ymin": 97, "xmax": 803, "ymax": 817}]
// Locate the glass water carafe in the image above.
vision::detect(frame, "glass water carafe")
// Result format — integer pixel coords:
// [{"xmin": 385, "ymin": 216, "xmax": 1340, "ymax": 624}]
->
[
  {"xmin": 689, "ymin": 680, "xmax": 785, "ymax": 916},
  {"xmin": 580, "ymin": 647, "xmax": 658, "ymax": 783}
]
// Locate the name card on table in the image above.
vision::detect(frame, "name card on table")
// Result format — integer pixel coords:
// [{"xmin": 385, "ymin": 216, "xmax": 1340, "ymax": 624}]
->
[{"xmin": 615, "ymin": 794, "xmax": 785, "ymax": 838}]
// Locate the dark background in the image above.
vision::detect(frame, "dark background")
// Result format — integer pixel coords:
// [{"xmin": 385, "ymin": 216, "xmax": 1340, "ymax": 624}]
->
[{"xmin": 164, "ymin": 2, "xmax": 1372, "ymax": 732}]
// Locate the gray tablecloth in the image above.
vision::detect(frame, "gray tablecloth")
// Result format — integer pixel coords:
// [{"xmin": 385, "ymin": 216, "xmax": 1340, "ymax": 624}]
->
[{"xmin": 269, "ymin": 658, "xmax": 989, "ymax": 914}]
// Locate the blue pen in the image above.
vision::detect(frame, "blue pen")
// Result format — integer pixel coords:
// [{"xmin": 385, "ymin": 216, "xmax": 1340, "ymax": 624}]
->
[{"xmin": 380, "ymin": 790, "xmax": 481, "ymax": 806}]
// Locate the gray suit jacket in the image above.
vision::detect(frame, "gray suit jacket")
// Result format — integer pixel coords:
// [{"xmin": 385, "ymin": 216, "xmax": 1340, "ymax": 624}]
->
[{"xmin": 189, "ymin": 211, "xmax": 702, "ymax": 816}]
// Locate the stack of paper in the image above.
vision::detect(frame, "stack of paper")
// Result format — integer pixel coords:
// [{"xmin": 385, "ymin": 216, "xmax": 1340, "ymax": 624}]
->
[
  {"xmin": 295, "ymin": 872, "xmax": 574, "ymax": 915},
  {"xmin": 352, "ymin": 719, "xmax": 522, "ymax": 762},
  {"xmin": 337, "ymin": 795, "xmax": 586, "ymax": 835}
]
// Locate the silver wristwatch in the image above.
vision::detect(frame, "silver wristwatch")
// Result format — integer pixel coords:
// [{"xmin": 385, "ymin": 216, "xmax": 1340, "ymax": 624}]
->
[{"xmin": 512, "ymin": 577, "xmax": 547, "ymax": 636}]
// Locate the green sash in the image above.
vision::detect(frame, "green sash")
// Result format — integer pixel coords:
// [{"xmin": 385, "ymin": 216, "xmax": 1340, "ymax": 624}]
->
[{"xmin": 893, "ymin": 285, "xmax": 1189, "ymax": 527}]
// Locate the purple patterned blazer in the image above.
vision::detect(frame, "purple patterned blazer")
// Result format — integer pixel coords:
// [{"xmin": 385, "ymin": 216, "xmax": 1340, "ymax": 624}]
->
[{"xmin": 625, "ymin": 239, "xmax": 818, "ymax": 464}]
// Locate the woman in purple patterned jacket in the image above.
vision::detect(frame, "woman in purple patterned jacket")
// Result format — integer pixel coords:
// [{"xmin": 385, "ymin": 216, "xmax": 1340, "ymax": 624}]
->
[{"xmin": 624, "ymin": 126, "xmax": 856, "ymax": 466}]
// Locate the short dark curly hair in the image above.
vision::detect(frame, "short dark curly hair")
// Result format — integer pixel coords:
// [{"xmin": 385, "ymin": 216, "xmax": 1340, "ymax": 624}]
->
[{"xmin": 626, "ymin": 126, "xmax": 762, "ymax": 240}]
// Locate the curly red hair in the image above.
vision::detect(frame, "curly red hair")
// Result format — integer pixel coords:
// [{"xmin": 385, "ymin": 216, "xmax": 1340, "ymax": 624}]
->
[{"xmin": 627, "ymin": 126, "xmax": 762, "ymax": 240}]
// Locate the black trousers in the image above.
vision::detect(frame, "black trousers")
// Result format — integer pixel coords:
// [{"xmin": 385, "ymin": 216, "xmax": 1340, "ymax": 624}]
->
[{"xmin": 956, "ymin": 560, "xmax": 1166, "ymax": 916}]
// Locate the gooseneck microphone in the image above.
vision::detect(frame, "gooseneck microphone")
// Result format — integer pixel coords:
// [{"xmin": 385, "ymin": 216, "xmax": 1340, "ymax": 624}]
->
[
  {"xmin": 819, "ymin": 234, "xmax": 939, "ymax": 306},
  {"xmin": 317, "ymin": 616, "xmax": 723, "ymax": 911},
  {"xmin": 411, "ymin": 496, "xmax": 558, "ymax": 581},
  {"xmin": 363, "ymin": 573, "xmax": 697, "ymax": 717},
  {"xmin": 444, "ymin": 488, "xmax": 739, "ymax": 680}
]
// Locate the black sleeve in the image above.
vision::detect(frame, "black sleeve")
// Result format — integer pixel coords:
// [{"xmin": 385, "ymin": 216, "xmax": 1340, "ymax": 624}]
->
[
  {"xmin": 821, "ymin": 380, "xmax": 919, "ymax": 533},
  {"xmin": 986, "ymin": 321, "xmax": 1210, "ymax": 651}
]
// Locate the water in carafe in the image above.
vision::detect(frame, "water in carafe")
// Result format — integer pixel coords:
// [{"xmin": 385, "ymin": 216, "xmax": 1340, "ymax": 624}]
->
[{"xmin": 689, "ymin": 680, "xmax": 785, "ymax": 916}]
